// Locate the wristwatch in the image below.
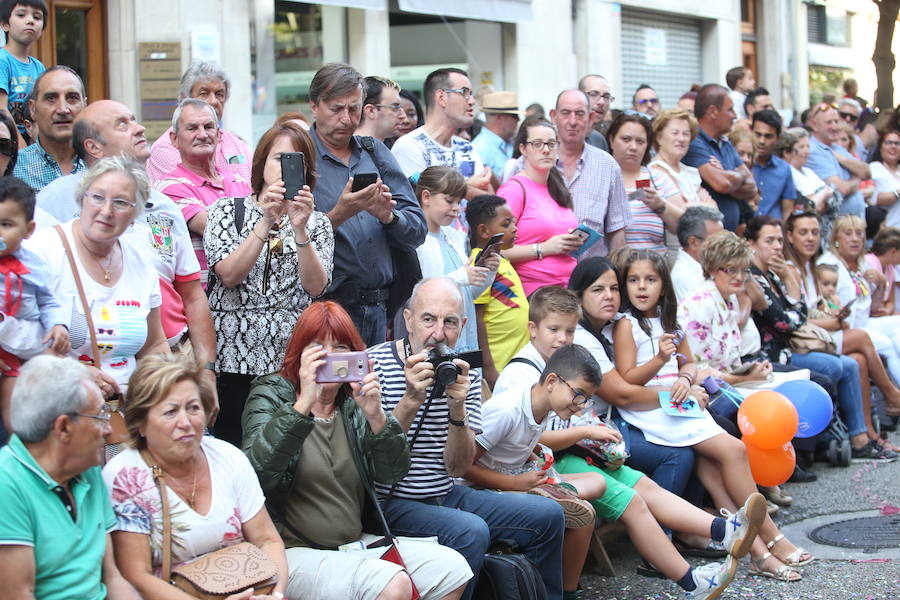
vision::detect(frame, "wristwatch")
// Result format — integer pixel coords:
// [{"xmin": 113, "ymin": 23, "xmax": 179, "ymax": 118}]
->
[
  {"xmin": 384, "ymin": 210, "xmax": 400, "ymax": 227},
  {"xmin": 449, "ymin": 413, "xmax": 467, "ymax": 427},
  {"xmin": 203, "ymin": 362, "xmax": 217, "ymax": 373}
]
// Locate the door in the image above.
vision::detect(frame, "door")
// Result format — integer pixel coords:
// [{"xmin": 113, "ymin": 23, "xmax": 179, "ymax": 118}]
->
[{"xmin": 32, "ymin": 0, "xmax": 107, "ymax": 102}]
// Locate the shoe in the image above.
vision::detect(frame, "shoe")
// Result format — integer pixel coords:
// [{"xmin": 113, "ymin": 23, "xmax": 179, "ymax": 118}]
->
[
  {"xmin": 747, "ymin": 552, "xmax": 802, "ymax": 582},
  {"xmin": 684, "ymin": 556, "xmax": 736, "ymax": 600},
  {"xmin": 788, "ymin": 465, "xmax": 818, "ymax": 483},
  {"xmin": 720, "ymin": 492, "xmax": 766, "ymax": 559},
  {"xmin": 528, "ymin": 483, "xmax": 596, "ymax": 528},
  {"xmin": 673, "ymin": 538, "xmax": 728, "ymax": 559},
  {"xmin": 851, "ymin": 440, "xmax": 898, "ymax": 463},
  {"xmin": 759, "ymin": 485, "xmax": 793, "ymax": 507},
  {"xmin": 766, "ymin": 533, "xmax": 815, "ymax": 567},
  {"xmin": 636, "ymin": 558, "xmax": 666, "ymax": 579}
]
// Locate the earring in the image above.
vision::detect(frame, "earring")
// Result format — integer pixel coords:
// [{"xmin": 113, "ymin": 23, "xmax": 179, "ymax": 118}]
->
[{"xmin": 835, "ymin": 241, "xmax": 840, "ymax": 248}]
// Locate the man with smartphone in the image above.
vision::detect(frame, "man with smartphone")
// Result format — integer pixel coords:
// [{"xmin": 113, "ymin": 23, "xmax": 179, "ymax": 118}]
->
[{"xmin": 307, "ymin": 63, "xmax": 426, "ymax": 345}]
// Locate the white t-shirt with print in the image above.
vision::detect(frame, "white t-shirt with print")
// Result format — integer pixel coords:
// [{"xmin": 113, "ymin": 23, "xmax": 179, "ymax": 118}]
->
[
  {"xmin": 391, "ymin": 126, "xmax": 485, "ymax": 179},
  {"xmin": 26, "ymin": 221, "xmax": 161, "ymax": 388},
  {"xmin": 102, "ymin": 437, "xmax": 265, "ymax": 572}
]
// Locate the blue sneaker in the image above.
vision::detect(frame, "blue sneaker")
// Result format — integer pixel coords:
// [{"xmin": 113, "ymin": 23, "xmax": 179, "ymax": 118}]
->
[{"xmin": 684, "ymin": 556, "xmax": 736, "ymax": 600}]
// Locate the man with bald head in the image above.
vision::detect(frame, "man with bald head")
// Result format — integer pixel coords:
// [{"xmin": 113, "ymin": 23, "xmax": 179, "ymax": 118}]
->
[
  {"xmin": 805, "ymin": 102, "xmax": 868, "ymax": 217},
  {"xmin": 683, "ymin": 84, "xmax": 757, "ymax": 231},
  {"xmin": 507, "ymin": 89, "xmax": 628, "ymax": 257},
  {"xmin": 35, "ymin": 99, "xmax": 218, "ymax": 409},
  {"xmin": 13, "ymin": 65, "xmax": 86, "ymax": 191},
  {"xmin": 370, "ymin": 277, "xmax": 565, "ymax": 600}
]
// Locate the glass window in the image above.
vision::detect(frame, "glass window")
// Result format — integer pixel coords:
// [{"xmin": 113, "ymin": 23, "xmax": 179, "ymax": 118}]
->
[{"xmin": 55, "ymin": 8, "xmax": 89, "ymax": 82}]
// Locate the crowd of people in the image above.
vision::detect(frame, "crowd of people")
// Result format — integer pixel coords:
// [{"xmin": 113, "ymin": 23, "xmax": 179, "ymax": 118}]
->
[{"xmin": 0, "ymin": 1, "xmax": 899, "ymax": 599}]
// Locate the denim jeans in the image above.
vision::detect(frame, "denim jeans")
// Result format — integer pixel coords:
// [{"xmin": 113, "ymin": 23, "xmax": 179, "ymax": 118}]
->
[
  {"xmin": 790, "ymin": 351, "xmax": 866, "ymax": 437},
  {"xmin": 622, "ymin": 424, "xmax": 695, "ymax": 496},
  {"xmin": 380, "ymin": 484, "xmax": 565, "ymax": 600},
  {"xmin": 346, "ymin": 301, "xmax": 388, "ymax": 347}
]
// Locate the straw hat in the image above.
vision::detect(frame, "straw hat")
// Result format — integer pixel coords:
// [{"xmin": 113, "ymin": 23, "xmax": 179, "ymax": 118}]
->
[{"xmin": 481, "ymin": 91, "xmax": 523, "ymax": 116}]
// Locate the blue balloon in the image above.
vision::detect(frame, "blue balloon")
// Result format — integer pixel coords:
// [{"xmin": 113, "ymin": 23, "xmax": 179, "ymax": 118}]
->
[{"xmin": 775, "ymin": 380, "xmax": 832, "ymax": 438}]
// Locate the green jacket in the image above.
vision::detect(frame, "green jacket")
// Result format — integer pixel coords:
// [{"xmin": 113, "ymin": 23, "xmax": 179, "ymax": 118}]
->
[{"xmin": 241, "ymin": 373, "xmax": 411, "ymax": 529}]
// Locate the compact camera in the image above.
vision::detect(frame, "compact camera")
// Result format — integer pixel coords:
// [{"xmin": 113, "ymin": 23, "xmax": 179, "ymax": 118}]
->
[
  {"xmin": 316, "ymin": 351, "xmax": 369, "ymax": 383},
  {"xmin": 426, "ymin": 343, "xmax": 483, "ymax": 398}
]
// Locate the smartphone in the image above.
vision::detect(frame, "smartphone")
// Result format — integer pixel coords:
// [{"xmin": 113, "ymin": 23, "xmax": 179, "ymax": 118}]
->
[
  {"xmin": 474, "ymin": 233, "xmax": 505, "ymax": 267},
  {"xmin": 627, "ymin": 188, "xmax": 646, "ymax": 202},
  {"xmin": 280, "ymin": 152, "xmax": 305, "ymax": 201},
  {"xmin": 351, "ymin": 172, "xmax": 379, "ymax": 192},
  {"xmin": 315, "ymin": 351, "xmax": 369, "ymax": 383},
  {"xmin": 841, "ymin": 297, "xmax": 857, "ymax": 312},
  {"xmin": 635, "ymin": 179, "xmax": 651, "ymax": 189}
]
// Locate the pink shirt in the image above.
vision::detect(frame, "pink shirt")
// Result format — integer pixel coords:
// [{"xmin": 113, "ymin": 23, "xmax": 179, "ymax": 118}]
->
[
  {"xmin": 147, "ymin": 127, "xmax": 252, "ymax": 184},
  {"xmin": 498, "ymin": 174, "xmax": 578, "ymax": 296},
  {"xmin": 156, "ymin": 164, "xmax": 252, "ymax": 284}
]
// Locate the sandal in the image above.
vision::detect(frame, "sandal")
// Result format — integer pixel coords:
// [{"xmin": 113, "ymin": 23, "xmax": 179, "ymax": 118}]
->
[
  {"xmin": 747, "ymin": 552, "xmax": 802, "ymax": 582},
  {"xmin": 759, "ymin": 485, "xmax": 793, "ymax": 507},
  {"xmin": 876, "ymin": 437, "xmax": 900, "ymax": 453},
  {"xmin": 766, "ymin": 534, "xmax": 815, "ymax": 567}
]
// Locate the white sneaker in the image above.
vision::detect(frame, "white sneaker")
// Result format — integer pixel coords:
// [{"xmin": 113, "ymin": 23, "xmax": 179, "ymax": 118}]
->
[
  {"xmin": 684, "ymin": 556, "xmax": 736, "ymax": 600},
  {"xmin": 720, "ymin": 492, "xmax": 766, "ymax": 559}
]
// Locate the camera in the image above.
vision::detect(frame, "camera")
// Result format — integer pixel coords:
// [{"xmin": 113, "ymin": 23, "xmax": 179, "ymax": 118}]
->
[{"xmin": 426, "ymin": 343, "xmax": 484, "ymax": 398}]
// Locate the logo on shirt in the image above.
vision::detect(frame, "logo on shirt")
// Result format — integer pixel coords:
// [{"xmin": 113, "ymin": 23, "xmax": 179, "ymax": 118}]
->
[
  {"xmin": 145, "ymin": 214, "xmax": 174, "ymax": 263},
  {"xmin": 490, "ymin": 273, "xmax": 521, "ymax": 309}
]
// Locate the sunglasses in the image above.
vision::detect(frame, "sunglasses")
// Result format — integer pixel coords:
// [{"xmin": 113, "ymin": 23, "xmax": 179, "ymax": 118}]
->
[
  {"xmin": 808, "ymin": 102, "xmax": 837, "ymax": 120},
  {"xmin": 0, "ymin": 137, "xmax": 13, "ymax": 158},
  {"xmin": 838, "ymin": 111, "xmax": 859, "ymax": 122}
]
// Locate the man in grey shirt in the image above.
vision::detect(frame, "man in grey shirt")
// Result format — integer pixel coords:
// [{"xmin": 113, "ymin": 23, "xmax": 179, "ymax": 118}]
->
[{"xmin": 308, "ymin": 62, "xmax": 426, "ymax": 345}]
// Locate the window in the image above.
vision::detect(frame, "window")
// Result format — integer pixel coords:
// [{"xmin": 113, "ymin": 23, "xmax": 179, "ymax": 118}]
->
[{"xmin": 807, "ymin": 3, "xmax": 850, "ymax": 47}]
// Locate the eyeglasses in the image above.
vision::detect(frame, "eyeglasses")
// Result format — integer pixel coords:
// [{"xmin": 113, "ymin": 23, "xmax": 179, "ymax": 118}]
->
[
  {"xmin": 83, "ymin": 191, "xmax": 137, "ymax": 212},
  {"xmin": 719, "ymin": 266, "xmax": 752, "ymax": 278},
  {"xmin": 586, "ymin": 91, "xmax": 615, "ymax": 102},
  {"xmin": 374, "ymin": 103, "xmax": 404, "ymax": 114},
  {"xmin": 838, "ymin": 111, "xmax": 859, "ymax": 122},
  {"xmin": 0, "ymin": 137, "xmax": 13, "ymax": 158},
  {"xmin": 525, "ymin": 139, "xmax": 559, "ymax": 150},
  {"xmin": 70, "ymin": 403, "xmax": 113, "ymax": 423},
  {"xmin": 442, "ymin": 87, "xmax": 473, "ymax": 99},
  {"xmin": 558, "ymin": 375, "xmax": 592, "ymax": 407},
  {"xmin": 883, "ymin": 140, "xmax": 900, "ymax": 148},
  {"xmin": 637, "ymin": 97, "xmax": 660, "ymax": 106}
]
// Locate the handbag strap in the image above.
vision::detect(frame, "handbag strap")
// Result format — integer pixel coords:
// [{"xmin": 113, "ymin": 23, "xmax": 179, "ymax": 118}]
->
[
  {"xmin": 141, "ymin": 450, "xmax": 173, "ymax": 582},
  {"xmin": 53, "ymin": 225, "xmax": 100, "ymax": 368},
  {"xmin": 511, "ymin": 177, "xmax": 527, "ymax": 220}
]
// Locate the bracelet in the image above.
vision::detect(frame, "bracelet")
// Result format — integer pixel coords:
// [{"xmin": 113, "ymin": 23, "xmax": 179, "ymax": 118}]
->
[
  {"xmin": 894, "ymin": 190, "xmax": 900, "ymax": 202},
  {"xmin": 251, "ymin": 229, "xmax": 267, "ymax": 243},
  {"xmin": 295, "ymin": 237, "xmax": 312, "ymax": 248},
  {"xmin": 534, "ymin": 243, "xmax": 543, "ymax": 260},
  {"xmin": 448, "ymin": 415, "xmax": 467, "ymax": 427},
  {"xmin": 678, "ymin": 373, "xmax": 694, "ymax": 385}
]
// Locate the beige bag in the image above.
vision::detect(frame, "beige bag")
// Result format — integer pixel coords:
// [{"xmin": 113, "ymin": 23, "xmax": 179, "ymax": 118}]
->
[
  {"xmin": 142, "ymin": 451, "xmax": 278, "ymax": 598},
  {"xmin": 788, "ymin": 322, "xmax": 837, "ymax": 355}
]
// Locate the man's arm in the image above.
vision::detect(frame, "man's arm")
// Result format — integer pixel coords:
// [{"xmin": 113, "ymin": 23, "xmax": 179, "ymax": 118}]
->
[
  {"xmin": 697, "ymin": 161, "xmax": 746, "ymax": 195},
  {"xmin": 174, "ymin": 277, "xmax": 219, "ymax": 421},
  {"xmin": 0, "ymin": 545, "xmax": 36, "ymax": 599},
  {"xmin": 186, "ymin": 211, "xmax": 208, "ymax": 236},
  {"xmin": 732, "ymin": 164, "xmax": 758, "ymax": 201},
  {"xmin": 834, "ymin": 150, "xmax": 871, "ymax": 180},
  {"xmin": 442, "ymin": 360, "xmax": 478, "ymax": 477},
  {"xmin": 825, "ymin": 174, "xmax": 859, "ymax": 197},
  {"xmin": 606, "ymin": 228, "xmax": 625, "ymax": 251},
  {"xmin": 102, "ymin": 535, "xmax": 142, "ymax": 600}
]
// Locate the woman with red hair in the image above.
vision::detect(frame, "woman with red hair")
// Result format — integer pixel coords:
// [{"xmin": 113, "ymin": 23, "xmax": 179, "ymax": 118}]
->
[{"xmin": 242, "ymin": 301, "xmax": 472, "ymax": 600}]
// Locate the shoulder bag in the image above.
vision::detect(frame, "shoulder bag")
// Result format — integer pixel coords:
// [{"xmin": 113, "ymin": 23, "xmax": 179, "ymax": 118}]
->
[
  {"xmin": 141, "ymin": 450, "xmax": 278, "ymax": 599},
  {"xmin": 53, "ymin": 225, "xmax": 129, "ymax": 449},
  {"xmin": 788, "ymin": 322, "xmax": 837, "ymax": 355}
]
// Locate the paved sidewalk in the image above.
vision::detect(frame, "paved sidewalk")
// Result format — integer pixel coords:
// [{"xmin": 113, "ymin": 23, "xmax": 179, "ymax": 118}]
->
[{"xmin": 579, "ymin": 431, "xmax": 900, "ymax": 600}]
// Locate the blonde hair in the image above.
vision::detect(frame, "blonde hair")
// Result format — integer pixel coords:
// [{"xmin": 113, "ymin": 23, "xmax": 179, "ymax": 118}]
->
[
  {"xmin": 700, "ymin": 231, "xmax": 751, "ymax": 279},
  {"xmin": 652, "ymin": 108, "xmax": 699, "ymax": 150},
  {"xmin": 828, "ymin": 214, "xmax": 867, "ymax": 270},
  {"xmin": 124, "ymin": 354, "xmax": 216, "ymax": 449}
]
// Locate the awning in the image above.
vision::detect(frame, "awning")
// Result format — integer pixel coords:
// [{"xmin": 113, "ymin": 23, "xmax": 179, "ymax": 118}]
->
[
  {"xmin": 398, "ymin": 0, "xmax": 533, "ymax": 23},
  {"xmin": 284, "ymin": 0, "xmax": 385, "ymax": 10}
]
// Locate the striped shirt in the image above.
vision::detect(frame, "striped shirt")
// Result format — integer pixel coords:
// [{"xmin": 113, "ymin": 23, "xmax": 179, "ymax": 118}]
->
[
  {"xmin": 369, "ymin": 340, "xmax": 483, "ymax": 500},
  {"xmin": 624, "ymin": 165, "xmax": 679, "ymax": 254}
]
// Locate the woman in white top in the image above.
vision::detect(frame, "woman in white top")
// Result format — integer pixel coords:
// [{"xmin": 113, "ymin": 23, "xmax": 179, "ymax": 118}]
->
[
  {"xmin": 868, "ymin": 128, "xmax": 900, "ymax": 228},
  {"xmin": 778, "ymin": 128, "xmax": 840, "ymax": 246},
  {"xmin": 648, "ymin": 109, "xmax": 717, "ymax": 208}
]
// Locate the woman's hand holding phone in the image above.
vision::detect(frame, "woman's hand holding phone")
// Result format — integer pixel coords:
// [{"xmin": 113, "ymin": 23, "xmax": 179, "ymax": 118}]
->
[
  {"xmin": 543, "ymin": 232, "xmax": 584, "ymax": 255},
  {"xmin": 286, "ymin": 185, "xmax": 314, "ymax": 234}
]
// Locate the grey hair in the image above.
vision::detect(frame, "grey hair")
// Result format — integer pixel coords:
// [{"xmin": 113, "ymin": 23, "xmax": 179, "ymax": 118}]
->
[
  {"xmin": 677, "ymin": 205, "xmax": 724, "ymax": 248},
  {"xmin": 837, "ymin": 97, "xmax": 861, "ymax": 112},
  {"xmin": 179, "ymin": 61, "xmax": 230, "ymax": 102},
  {"xmin": 786, "ymin": 126, "xmax": 809, "ymax": 140},
  {"xmin": 75, "ymin": 155, "xmax": 149, "ymax": 218},
  {"xmin": 171, "ymin": 98, "xmax": 217, "ymax": 134},
  {"xmin": 11, "ymin": 356, "xmax": 91, "ymax": 443},
  {"xmin": 407, "ymin": 277, "xmax": 465, "ymax": 314}
]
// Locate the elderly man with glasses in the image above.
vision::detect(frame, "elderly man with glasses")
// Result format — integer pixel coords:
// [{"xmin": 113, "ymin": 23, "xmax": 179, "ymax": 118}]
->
[{"xmin": 0, "ymin": 355, "xmax": 140, "ymax": 600}]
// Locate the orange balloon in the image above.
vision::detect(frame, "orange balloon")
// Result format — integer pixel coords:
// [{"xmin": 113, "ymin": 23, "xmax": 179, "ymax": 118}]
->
[
  {"xmin": 737, "ymin": 391, "xmax": 799, "ymax": 449},
  {"xmin": 745, "ymin": 441, "xmax": 796, "ymax": 486}
]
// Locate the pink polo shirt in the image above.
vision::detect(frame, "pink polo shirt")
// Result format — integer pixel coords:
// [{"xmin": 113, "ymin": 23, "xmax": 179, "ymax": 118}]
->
[
  {"xmin": 147, "ymin": 127, "xmax": 252, "ymax": 184},
  {"xmin": 156, "ymin": 164, "xmax": 252, "ymax": 284}
]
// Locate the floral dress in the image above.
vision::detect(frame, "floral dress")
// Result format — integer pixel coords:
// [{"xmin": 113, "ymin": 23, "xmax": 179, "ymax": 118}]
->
[
  {"xmin": 749, "ymin": 264, "xmax": 808, "ymax": 363},
  {"xmin": 677, "ymin": 280, "xmax": 743, "ymax": 372}
]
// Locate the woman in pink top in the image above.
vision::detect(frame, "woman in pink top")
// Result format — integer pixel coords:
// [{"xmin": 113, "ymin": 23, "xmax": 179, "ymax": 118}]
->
[{"xmin": 497, "ymin": 117, "xmax": 582, "ymax": 296}]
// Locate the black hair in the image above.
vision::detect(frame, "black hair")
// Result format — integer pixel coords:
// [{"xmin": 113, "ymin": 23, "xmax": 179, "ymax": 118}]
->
[
  {"xmin": 867, "ymin": 206, "xmax": 888, "ymax": 241},
  {"xmin": 744, "ymin": 87, "xmax": 771, "ymax": 114},
  {"xmin": 399, "ymin": 89, "xmax": 424, "ymax": 129},
  {"xmin": 606, "ymin": 112, "xmax": 653, "ymax": 165},
  {"xmin": 0, "ymin": 0, "xmax": 47, "ymax": 29},
  {"xmin": 513, "ymin": 116, "xmax": 572, "ymax": 209},
  {"xmin": 615, "ymin": 248, "xmax": 679, "ymax": 338},
  {"xmin": 465, "ymin": 194, "xmax": 507, "ymax": 249},
  {"xmin": 694, "ymin": 84, "xmax": 728, "ymax": 120},
  {"xmin": 870, "ymin": 128, "xmax": 900, "ymax": 164},
  {"xmin": 0, "ymin": 109, "xmax": 19, "ymax": 175},
  {"xmin": 568, "ymin": 257, "xmax": 615, "ymax": 298},
  {"xmin": 743, "ymin": 214, "xmax": 783, "ymax": 242},
  {"xmin": 632, "ymin": 84, "xmax": 654, "ymax": 107},
  {"xmin": 539, "ymin": 343, "xmax": 602, "ymax": 387},
  {"xmin": 0, "ymin": 175, "xmax": 35, "ymax": 220},
  {"xmin": 423, "ymin": 67, "xmax": 469, "ymax": 113},
  {"xmin": 752, "ymin": 109, "xmax": 783, "ymax": 137}
]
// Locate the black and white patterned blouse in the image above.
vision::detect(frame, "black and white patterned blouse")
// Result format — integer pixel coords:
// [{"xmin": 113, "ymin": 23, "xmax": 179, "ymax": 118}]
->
[{"xmin": 204, "ymin": 197, "xmax": 334, "ymax": 375}]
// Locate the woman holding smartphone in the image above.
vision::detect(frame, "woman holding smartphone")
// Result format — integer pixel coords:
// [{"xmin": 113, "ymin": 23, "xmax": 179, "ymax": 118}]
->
[
  {"xmin": 497, "ymin": 116, "xmax": 583, "ymax": 295},
  {"xmin": 204, "ymin": 121, "xmax": 334, "ymax": 446},
  {"xmin": 607, "ymin": 112, "xmax": 685, "ymax": 255}
]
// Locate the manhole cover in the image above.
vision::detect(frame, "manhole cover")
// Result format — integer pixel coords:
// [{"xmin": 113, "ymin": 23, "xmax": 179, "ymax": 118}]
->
[{"xmin": 809, "ymin": 515, "xmax": 900, "ymax": 550}]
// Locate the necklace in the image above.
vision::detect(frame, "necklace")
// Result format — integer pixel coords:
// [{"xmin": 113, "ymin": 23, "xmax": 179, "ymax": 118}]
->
[
  {"xmin": 74, "ymin": 224, "xmax": 117, "ymax": 281},
  {"xmin": 168, "ymin": 458, "xmax": 199, "ymax": 509}
]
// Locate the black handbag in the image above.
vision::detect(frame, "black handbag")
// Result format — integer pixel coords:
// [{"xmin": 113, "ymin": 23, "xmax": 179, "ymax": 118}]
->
[{"xmin": 474, "ymin": 540, "xmax": 547, "ymax": 600}]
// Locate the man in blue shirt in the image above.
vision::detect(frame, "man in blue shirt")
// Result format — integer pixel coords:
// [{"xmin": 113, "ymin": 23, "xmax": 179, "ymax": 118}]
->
[
  {"xmin": 751, "ymin": 109, "xmax": 796, "ymax": 219},
  {"xmin": 805, "ymin": 102, "xmax": 870, "ymax": 218},
  {"xmin": 683, "ymin": 84, "xmax": 757, "ymax": 231},
  {"xmin": 471, "ymin": 90, "xmax": 520, "ymax": 178}
]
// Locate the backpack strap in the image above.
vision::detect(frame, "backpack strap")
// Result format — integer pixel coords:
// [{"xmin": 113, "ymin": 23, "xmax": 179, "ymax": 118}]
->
[{"xmin": 507, "ymin": 356, "xmax": 541, "ymax": 372}]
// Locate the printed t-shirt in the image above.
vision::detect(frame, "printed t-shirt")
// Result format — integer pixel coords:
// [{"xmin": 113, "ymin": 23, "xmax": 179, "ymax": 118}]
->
[{"xmin": 470, "ymin": 250, "xmax": 529, "ymax": 371}]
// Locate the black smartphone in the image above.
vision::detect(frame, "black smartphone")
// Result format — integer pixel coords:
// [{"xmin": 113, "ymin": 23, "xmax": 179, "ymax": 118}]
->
[
  {"xmin": 280, "ymin": 152, "xmax": 305, "ymax": 201},
  {"xmin": 474, "ymin": 233, "xmax": 505, "ymax": 267},
  {"xmin": 351, "ymin": 172, "xmax": 379, "ymax": 192}
]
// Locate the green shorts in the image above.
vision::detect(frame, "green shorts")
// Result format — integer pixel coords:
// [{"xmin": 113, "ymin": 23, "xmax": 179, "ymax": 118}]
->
[{"xmin": 556, "ymin": 453, "xmax": 644, "ymax": 520}]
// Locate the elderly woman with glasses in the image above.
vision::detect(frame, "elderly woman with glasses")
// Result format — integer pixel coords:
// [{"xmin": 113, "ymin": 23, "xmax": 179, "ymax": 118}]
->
[
  {"xmin": 497, "ymin": 116, "xmax": 584, "ymax": 295},
  {"xmin": 26, "ymin": 156, "xmax": 170, "ymax": 398}
]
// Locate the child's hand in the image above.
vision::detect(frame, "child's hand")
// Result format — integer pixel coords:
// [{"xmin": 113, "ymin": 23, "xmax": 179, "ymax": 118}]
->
[
  {"xmin": 44, "ymin": 325, "xmax": 69, "ymax": 356},
  {"xmin": 656, "ymin": 333, "xmax": 676, "ymax": 362},
  {"xmin": 464, "ymin": 257, "xmax": 491, "ymax": 286},
  {"xmin": 480, "ymin": 252, "xmax": 501, "ymax": 272},
  {"xmin": 585, "ymin": 424, "xmax": 621, "ymax": 444},
  {"xmin": 515, "ymin": 469, "xmax": 549, "ymax": 491},
  {"xmin": 670, "ymin": 377, "xmax": 690, "ymax": 403}
]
